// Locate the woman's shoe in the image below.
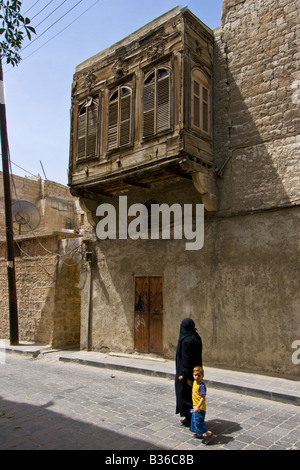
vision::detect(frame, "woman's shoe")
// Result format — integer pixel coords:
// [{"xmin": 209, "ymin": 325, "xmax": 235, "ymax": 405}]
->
[{"xmin": 180, "ymin": 418, "xmax": 191, "ymax": 427}]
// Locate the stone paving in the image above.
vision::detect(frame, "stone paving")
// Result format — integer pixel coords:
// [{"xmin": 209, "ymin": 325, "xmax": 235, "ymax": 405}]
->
[{"xmin": 0, "ymin": 354, "xmax": 299, "ymax": 451}]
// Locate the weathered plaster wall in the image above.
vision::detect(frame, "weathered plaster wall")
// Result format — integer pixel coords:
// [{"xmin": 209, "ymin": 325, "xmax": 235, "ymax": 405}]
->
[{"xmin": 80, "ymin": 192, "xmax": 299, "ymax": 378}]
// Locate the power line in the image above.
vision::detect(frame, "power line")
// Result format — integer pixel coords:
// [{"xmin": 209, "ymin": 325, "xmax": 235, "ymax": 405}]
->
[
  {"xmin": 4, "ymin": 0, "xmax": 101, "ymax": 69},
  {"xmin": 21, "ymin": 0, "xmax": 84, "ymax": 53},
  {"xmin": 10, "ymin": 160, "xmax": 39, "ymax": 178},
  {"xmin": 22, "ymin": 0, "xmax": 43, "ymax": 15},
  {"xmin": 33, "ymin": 0, "xmax": 68, "ymax": 29}
]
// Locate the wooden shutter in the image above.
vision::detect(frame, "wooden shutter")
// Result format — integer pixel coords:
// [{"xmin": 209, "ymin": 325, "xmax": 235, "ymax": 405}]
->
[
  {"xmin": 157, "ymin": 69, "xmax": 170, "ymax": 133},
  {"xmin": 202, "ymin": 86, "xmax": 209, "ymax": 133},
  {"xmin": 77, "ymin": 107, "xmax": 86, "ymax": 159},
  {"xmin": 77, "ymin": 97, "xmax": 99, "ymax": 159},
  {"xmin": 143, "ymin": 73, "xmax": 155, "ymax": 137},
  {"xmin": 192, "ymin": 70, "xmax": 210, "ymax": 134},
  {"xmin": 108, "ymin": 87, "xmax": 132, "ymax": 149},
  {"xmin": 87, "ymin": 102, "xmax": 97, "ymax": 156},
  {"xmin": 108, "ymin": 91, "xmax": 118, "ymax": 150},
  {"xmin": 193, "ymin": 80, "xmax": 200, "ymax": 129},
  {"xmin": 120, "ymin": 87, "xmax": 131, "ymax": 146}
]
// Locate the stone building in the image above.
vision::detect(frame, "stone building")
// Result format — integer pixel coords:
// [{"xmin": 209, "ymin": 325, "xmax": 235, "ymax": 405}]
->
[
  {"xmin": 0, "ymin": 173, "xmax": 85, "ymax": 347},
  {"xmin": 67, "ymin": 0, "xmax": 299, "ymax": 378}
]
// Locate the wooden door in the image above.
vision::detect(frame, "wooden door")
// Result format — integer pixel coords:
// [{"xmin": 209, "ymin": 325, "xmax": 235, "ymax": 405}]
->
[{"xmin": 134, "ymin": 276, "xmax": 163, "ymax": 354}]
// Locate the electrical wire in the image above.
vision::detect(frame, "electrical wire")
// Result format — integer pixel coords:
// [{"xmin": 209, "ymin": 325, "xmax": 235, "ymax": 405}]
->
[
  {"xmin": 21, "ymin": 0, "xmax": 101, "ymax": 63},
  {"xmin": 22, "ymin": 0, "xmax": 43, "ymax": 16},
  {"xmin": 30, "ymin": 0, "xmax": 56, "ymax": 22},
  {"xmin": 20, "ymin": 0, "xmax": 84, "ymax": 53},
  {"xmin": 3, "ymin": 0, "xmax": 101, "ymax": 71},
  {"xmin": 33, "ymin": 0, "xmax": 68, "ymax": 30}
]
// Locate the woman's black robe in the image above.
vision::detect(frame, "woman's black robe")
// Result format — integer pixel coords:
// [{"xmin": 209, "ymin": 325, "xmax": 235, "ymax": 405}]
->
[{"xmin": 175, "ymin": 319, "xmax": 203, "ymax": 422}]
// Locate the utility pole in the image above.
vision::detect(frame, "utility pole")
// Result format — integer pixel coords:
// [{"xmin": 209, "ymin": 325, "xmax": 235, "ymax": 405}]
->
[{"xmin": 0, "ymin": 56, "xmax": 19, "ymax": 345}]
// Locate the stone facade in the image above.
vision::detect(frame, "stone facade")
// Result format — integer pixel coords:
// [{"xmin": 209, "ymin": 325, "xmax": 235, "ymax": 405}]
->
[{"xmin": 214, "ymin": 0, "xmax": 300, "ymax": 214}]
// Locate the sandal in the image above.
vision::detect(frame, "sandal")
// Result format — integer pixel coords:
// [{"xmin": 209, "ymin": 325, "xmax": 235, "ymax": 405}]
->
[{"xmin": 204, "ymin": 433, "xmax": 215, "ymax": 445}]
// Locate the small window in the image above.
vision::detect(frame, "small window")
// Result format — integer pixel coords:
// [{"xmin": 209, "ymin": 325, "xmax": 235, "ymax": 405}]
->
[
  {"xmin": 192, "ymin": 69, "xmax": 210, "ymax": 135},
  {"xmin": 143, "ymin": 66, "xmax": 171, "ymax": 138},
  {"xmin": 108, "ymin": 85, "xmax": 133, "ymax": 150},
  {"xmin": 77, "ymin": 96, "xmax": 99, "ymax": 159}
]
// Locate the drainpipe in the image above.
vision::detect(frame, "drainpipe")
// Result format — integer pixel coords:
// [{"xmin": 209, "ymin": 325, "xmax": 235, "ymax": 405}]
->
[{"xmin": 86, "ymin": 252, "xmax": 93, "ymax": 351}]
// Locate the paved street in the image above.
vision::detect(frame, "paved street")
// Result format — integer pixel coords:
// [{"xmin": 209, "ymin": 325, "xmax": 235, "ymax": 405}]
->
[{"xmin": 0, "ymin": 354, "xmax": 299, "ymax": 451}]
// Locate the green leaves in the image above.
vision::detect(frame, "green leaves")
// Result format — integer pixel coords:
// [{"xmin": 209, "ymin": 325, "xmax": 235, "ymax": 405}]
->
[{"xmin": 0, "ymin": 0, "xmax": 36, "ymax": 66}]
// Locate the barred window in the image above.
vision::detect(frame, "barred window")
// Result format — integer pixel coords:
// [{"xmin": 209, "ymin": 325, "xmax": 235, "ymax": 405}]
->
[
  {"xmin": 77, "ymin": 96, "xmax": 99, "ymax": 159},
  {"xmin": 108, "ymin": 85, "xmax": 133, "ymax": 150},
  {"xmin": 143, "ymin": 66, "xmax": 171, "ymax": 138}
]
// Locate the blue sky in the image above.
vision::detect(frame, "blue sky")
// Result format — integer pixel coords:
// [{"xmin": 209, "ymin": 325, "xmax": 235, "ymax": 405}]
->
[{"xmin": 2, "ymin": 0, "xmax": 223, "ymax": 186}]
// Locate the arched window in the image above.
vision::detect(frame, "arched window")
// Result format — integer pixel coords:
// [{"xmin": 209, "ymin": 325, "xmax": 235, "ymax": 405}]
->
[
  {"xmin": 191, "ymin": 69, "xmax": 210, "ymax": 135},
  {"xmin": 77, "ymin": 96, "xmax": 99, "ymax": 159},
  {"xmin": 108, "ymin": 85, "xmax": 133, "ymax": 150},
  {"xmin": 143, "ymin": 66, "xmax": 171, "ymax": 138}
]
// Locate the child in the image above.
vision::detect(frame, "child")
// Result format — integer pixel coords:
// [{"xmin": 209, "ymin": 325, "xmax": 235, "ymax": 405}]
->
[{"xmin": 190, "ymin": 366, "xmax": 214, "ymax": 444}]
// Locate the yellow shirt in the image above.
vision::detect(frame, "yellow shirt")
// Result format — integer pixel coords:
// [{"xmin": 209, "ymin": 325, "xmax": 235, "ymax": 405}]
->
[{"xmin": 192, "ymin": 380, "xmax": 207, "ymax": 411}]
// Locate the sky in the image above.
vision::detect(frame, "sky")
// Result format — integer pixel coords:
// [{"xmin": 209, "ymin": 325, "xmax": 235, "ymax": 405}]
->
[{"xmin": 2, "ymin": 0, "xmax": 223, "ymax": 186}]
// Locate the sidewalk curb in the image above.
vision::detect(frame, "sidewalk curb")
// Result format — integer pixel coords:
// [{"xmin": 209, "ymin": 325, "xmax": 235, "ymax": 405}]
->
[{"xmin": 58, "ymin": 355, "xmax": 300, "ymax": 407}]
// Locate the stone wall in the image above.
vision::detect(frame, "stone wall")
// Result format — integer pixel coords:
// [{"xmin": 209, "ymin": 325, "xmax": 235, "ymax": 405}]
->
[
  {"xmin": 0, "ymin": 234, "xmax": 82, "ymax": 348},
  {"xmin": 213, "ymin": 0, "xmax": 300, "ymax": 215}
]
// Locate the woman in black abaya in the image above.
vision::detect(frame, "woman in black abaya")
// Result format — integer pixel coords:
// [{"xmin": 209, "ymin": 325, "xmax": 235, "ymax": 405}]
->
[{"xmin": 175, "ymin": 318, "xmax": 203, "ymax": 427}]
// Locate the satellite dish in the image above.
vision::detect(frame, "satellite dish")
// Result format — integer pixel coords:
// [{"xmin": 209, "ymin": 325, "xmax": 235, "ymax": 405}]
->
[{"xmin": 12, "ymin": 201, "xmax": 41, "ymax": 233}]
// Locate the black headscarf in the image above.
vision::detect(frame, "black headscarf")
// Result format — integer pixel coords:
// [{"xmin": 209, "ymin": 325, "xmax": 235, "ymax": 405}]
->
[{"xmin": 176, "ymin": 318, "xmax": 199, "ymax": 356}]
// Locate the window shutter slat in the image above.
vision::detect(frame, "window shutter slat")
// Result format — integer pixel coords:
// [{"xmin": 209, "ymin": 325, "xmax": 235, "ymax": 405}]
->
[
  {"xmin": 143, "ymin": 82, "xmax": 155, "ymax": 137},
  {"xmin": 144, "ymin": 110, "xmax": 155, "ymax": 137},
  {"xmin": 143, "ymin": 68, "xmax": 171, "ymax": 137},
  {"xmin": 202, "ymin": 101, "xmax": 208, "ymax": 133},
  {"xmin": 194, "ymin": 96, "xmax": 200, "ymax": 128},
  {"xmin": 108, "ymin": 100, "xmax": 118, "ymax": 150},
  {"xmin": 157, "ymin": 75, "xmax": 170, "ymax": 132},
  {"xmin": 144, "ymin": 84, "xmax": 155, "ymax": 111},
  {"xmin": 77, "ymin": 98, "xmax": 99, "ymax": 159},
  {"xmin": 87, "ymin": 105, "xmax": 97, "ymax": 156},
  {"xmin": 120, "ymin": 121, "xmax": 130, "ymax": 146},
  {"xmin": 120, "ymin": 94, "xmax": 131, "ymax": 146},
  {"xmin": 78, "ymin": 111, "xmax": 86, "ymax": 158}
]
